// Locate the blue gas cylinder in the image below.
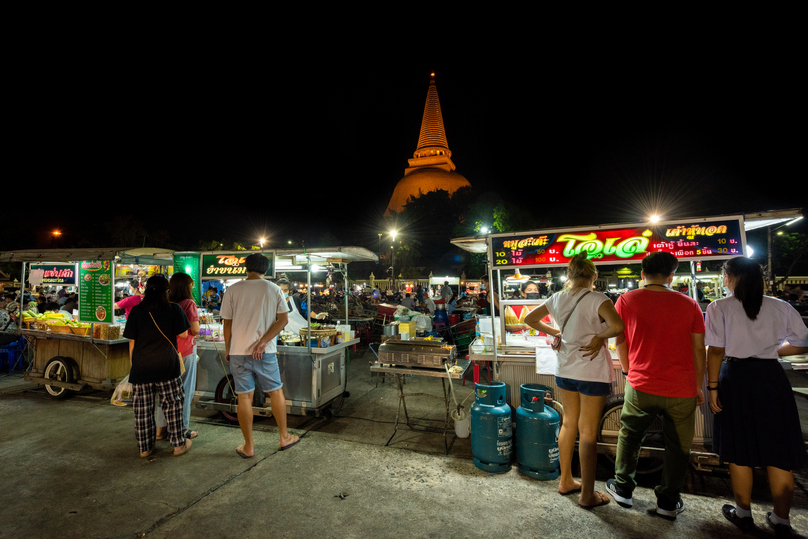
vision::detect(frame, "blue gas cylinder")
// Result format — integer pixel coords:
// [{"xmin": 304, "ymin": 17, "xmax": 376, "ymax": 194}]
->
[
  {"xmin": 516, "ymin": 384, "xmax": 560, "ymax": 480},
  {"xmin": 471, "ymin": 381, "xmax": 513, "ymax": 472},
  {"xmin": 433, "ymin": 310, "xmax": 449, "ymax": 325}
]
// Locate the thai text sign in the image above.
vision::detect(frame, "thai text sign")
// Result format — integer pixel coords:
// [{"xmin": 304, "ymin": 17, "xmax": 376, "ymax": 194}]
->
[
  {"xmin": 78, "ymin": 260, "xmax": 114, "ymax": 324},
  {"xmin": 491, "ymin": 217, "xmax": 745, "ymax": 268},
  {"xmin": 202, "ymin": 252, "xmax": 274, "ymax": 278},
  {"xmin": 31, "ymin": 264, "xmax": 78, "ymax": 285}
]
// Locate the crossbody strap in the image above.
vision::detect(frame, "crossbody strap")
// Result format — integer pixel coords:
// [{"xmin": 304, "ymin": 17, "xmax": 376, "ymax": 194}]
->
[
  {"xmin": 149, "ymin": 312, "xmax": 179, "ymax": 355},
  {"xmin": 560, "ymin": 290, "xmax": 591, "ymax": 333}
]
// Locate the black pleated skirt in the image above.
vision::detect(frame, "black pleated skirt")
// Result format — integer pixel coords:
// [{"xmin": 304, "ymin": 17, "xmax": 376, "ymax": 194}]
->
[{"xmin": 714, "ymin": 359, "xmax": 806, "ymax": 470}]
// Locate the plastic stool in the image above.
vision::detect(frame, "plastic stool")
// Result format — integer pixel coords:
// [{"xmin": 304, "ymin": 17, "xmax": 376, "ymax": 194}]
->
[{"xmin": 0, "ymin": 347, "xmax": 18, "ymax": 373}]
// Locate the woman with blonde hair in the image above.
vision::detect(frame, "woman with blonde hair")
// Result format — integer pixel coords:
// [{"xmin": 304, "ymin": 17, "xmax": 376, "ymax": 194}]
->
[{"xmin": 525, "ymin": 253, "xmax": 624, "ymax": 508}]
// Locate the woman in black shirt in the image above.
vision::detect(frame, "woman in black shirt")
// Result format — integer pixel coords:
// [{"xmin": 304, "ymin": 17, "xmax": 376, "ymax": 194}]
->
[{"xmin": 124, "ymin": 275, "xmax": 191, "ymax": 457}]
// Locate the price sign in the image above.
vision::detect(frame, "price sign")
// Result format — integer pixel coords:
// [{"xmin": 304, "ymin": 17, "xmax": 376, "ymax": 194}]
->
[
  {"xmin": 491, "ymin": 216, "xmax": 745, "ymax": 268},
  {"xmin": 78, "ymin": 260, "xmax": 114, "ymax": 324}
]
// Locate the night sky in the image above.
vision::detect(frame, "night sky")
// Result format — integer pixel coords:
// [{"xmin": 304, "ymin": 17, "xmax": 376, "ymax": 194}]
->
[{"xmin": 4, "ymin": 37, "xmax": 804, "ymax": 257}]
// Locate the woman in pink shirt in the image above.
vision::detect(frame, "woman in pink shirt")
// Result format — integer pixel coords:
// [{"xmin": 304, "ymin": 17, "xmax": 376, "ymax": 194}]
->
[
  {"xmin": 155, "ymin": 273, "xmax": 201, "ymax": 440},
  {"xmin": 115, "ymin": 281, "xmax": 143, "ymax": 319}
]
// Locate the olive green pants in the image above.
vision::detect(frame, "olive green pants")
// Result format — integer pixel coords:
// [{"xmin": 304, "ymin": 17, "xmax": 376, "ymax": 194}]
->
[{"xmin": 614, "ymin": 383, "xmax": 697, "ymax": 508}]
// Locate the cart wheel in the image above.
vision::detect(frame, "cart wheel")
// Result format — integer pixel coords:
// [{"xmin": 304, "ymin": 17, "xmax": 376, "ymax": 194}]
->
[
  {"xmin": 597, "ymin": 395, "xmax": 665, "ymax": 476},
  {"xmin": 214, "ymin": 375, "xmax": 239, "ymax": 423},
  {"xmin": 43, "ymin": 356, "xmax": 76, "ymax": 400}
]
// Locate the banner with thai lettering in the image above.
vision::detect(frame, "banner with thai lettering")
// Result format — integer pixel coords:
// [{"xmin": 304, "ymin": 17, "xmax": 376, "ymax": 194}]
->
[
  {"xmin": 201, "ymin": 252, "xmax": 274, "ymax": 279},
  {"xmin": 78, "ymin": 260, "xmax": 114, "ymax": 324},
  {"xmin": 173, "ymin": 252, "xmax": 202, "ymax": 305},
  {"xmin": 30, "ymin": 264, "xmax": 78, "ymax": 285},
  {"xmin": 490, "ymin": 216, "xmax": 745, "ymax": 268}
]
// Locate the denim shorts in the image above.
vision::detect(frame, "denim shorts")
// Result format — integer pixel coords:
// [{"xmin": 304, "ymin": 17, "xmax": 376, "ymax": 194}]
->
[
  {"xmin": 555, "ymin": 376, "xmax": 612, "ymax": 397},
  {"xmin": 230, "ymin": 353, "xmax": 283, "ymax": 394}
]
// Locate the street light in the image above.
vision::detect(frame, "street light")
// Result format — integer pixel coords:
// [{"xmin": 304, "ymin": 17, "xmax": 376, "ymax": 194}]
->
[
  {"xmin": 390, "ymin": 230, "xmax": 397, "ymax": 291},
  {"xmin": 259, "ymin": 237, "xmax": 266, "ymax": 249}
]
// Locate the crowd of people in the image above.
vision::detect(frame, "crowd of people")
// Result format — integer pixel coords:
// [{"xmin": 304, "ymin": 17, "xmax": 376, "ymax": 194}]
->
[{"xmin": 518, "ymin": 252, "xmax": 808, "ymax": 535}]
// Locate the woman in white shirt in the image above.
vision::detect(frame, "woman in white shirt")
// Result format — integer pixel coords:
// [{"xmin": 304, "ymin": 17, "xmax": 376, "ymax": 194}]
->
[
  {"xmin": 526, "ymin": 253, "xmax": 624, "ymax": 509},
  {"xmin": 706, "ymin": 257, "xmax": 808, "ymax": 535}
]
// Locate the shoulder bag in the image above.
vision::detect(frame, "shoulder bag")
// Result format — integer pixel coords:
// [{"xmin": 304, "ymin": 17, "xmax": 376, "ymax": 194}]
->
[
  {"xmin": 551, "ymin": 290, "xmax": 591, "ymax": 351},
  {"xmin": 149, "ymin": 312, "xmax": 186, "ymax": 375}
]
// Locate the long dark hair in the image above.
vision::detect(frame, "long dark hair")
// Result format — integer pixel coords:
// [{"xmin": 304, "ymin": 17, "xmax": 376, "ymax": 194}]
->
[
  {"xmin": 140, "ymin": 275, "xmax": 171, "ymax": 312},
  {"xmin": 169, "ymin": 273, "xmax": 194, "ymax": 303},
  {"xmin": 724, "ymin": 257, "xmax": 764, "ymax": 320}
]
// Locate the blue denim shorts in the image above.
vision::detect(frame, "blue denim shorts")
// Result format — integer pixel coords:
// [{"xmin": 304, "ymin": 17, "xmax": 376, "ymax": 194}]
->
[
  {"xmin": 555, "ymin": 376, "xmax": 612, "ymax": 397},
  {"xmin": 230, "ymin": 353, "xmax": 283, "ymax": 394}
]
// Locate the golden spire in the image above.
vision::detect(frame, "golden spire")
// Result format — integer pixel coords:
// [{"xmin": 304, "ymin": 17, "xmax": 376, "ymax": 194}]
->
[{"xmin": 405, "ymin": 72, "xmax": 456, "ymax": 175}]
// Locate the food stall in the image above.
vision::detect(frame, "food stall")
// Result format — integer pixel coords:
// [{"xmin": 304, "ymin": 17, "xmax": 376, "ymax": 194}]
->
[
  {"xmin": 452, "ymin": 212, "xmax": 803, "ymax": 472},
  {"xmin": 193, "ymin": 247, "xmax": 377, "ymax": 419},
  {"xmin": 0, "ymin": 248, "xmax": 174, "ymax": 399}
]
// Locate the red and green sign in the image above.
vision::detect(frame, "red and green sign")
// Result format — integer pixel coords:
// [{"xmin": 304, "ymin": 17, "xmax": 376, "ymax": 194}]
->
[
  {"xmin": 491, "ymin": 216, "xmax": 745, "ymax": 268},
  {"xmin": 78, "ymin": 260, "xmax": 114, "ymax": 324}
]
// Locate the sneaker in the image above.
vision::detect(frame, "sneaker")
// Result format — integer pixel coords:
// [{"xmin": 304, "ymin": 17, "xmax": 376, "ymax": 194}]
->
[
  {"xmin": 605, "ymin": 478, "xmax": 633, "ymax": 508},
  {"xmin": 656, "ymin": 498, "xmax": 685, "ymax": 520},
  {"xmin": 722, "ymin": 504, "xmax": 754, "ymax": 531},
  {"xmin": 766, "ymin": 512, "xmax": 793, "ymax": 537}
]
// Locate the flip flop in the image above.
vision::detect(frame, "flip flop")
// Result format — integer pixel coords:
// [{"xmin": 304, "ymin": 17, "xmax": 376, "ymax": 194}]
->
[
  {"xmin": 579, "ymin": 492, "xmax": 610, "ymax": 509},
  {"xmin": 173, "ymin": 439, "xmax": 192, "ymax": 457},
  {"xmin": 558, "ymin": 486, "xmax": 582, "ymax": 496},
  {"xmin": 183, "ymin": 429, "xmax": 199, "ymax": 439},
  {"xmin": 236, "ymin": 445, "xmax": 254, "ymax": 459},
  {"xmin": 139, "ymin": 448, "xmax": 154, "ymax": 458},
  {"xmin": 279, "ymin": 435, "xmax": 301, "ymax": 451}
]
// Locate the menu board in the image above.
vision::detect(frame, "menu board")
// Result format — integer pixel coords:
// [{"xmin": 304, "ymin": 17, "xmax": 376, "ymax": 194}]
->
[
  {"xmin": 173, "ymin": 252, "xmax": 202, "ymax": 305},
  {"xmin": 491, "ymin": 216, "xmax": 745, "ymax": 269},
  {"xmin": 202, "ymin": 252, "xmax": 274, "ymax": 279},
  {"xmin": 78, "ymin": 260, "xmax": 114, "ymax": 324}
]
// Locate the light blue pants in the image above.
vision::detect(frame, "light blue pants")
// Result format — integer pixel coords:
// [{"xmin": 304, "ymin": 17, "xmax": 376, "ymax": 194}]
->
[{"xmin": 156, "ymin": 345, "xmax": 197, "ymax": 432}]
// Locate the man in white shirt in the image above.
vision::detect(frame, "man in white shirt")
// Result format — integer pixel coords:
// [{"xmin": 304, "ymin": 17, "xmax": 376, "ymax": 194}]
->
[{"xmin": 221, "ymin": 254, "xmax": 299, "ymax": 458}]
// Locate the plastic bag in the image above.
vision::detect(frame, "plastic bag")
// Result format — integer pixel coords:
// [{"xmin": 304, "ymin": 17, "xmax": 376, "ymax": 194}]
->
[
  {"xmin": 413, "ymin": 314, "xmax": 432, "ymax": 333},
  {"xmin": 110, "ymin": 375, "xmax": 133, "ymax": 406}
]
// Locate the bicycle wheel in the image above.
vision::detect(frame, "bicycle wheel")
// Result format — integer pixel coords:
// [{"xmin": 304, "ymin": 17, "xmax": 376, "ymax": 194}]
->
[{"xmin": 598, "ymin": 394, "xmax": 665, "ymax": 475}]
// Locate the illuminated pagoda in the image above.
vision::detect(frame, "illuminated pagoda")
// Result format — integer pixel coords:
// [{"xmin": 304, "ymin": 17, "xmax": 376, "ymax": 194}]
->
[{"xmin": 385, "ymin": 73, "xmax": 471, "ymax": 215}]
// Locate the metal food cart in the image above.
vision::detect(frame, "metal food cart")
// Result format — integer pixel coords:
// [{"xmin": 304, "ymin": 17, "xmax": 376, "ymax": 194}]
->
[
  {"xmin": 451, "ymin": 211, "xmax": 803, "ymax": 472},
  {"xmin": 0, "ymin": 247, "xmax": 174, "ymax": 398},
  {"xmin": 194, "ymin": 246, "xmax": 377, "ymax": 419}
]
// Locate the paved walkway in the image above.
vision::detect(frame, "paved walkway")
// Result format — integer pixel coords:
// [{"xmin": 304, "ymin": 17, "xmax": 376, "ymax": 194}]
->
[{"xmin": 1, "ymin": 353, "xmax": 806, "ymax": 538}]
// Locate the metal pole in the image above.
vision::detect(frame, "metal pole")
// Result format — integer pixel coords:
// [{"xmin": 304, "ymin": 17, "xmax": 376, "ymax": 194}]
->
[
  {"xmin": 343, "ymin": 264, "xmax": 349, "ymax": 327},
  {"xmin": 689, "ymin": 261, "xmax": 697, "ymax": 301},
  {"xmin": 306, "ymin": 253, "xmax": 312, "ymax": 354},
  {"xmin": 767, "ymin": 225, "xmax": 774, "ymax": 295}
]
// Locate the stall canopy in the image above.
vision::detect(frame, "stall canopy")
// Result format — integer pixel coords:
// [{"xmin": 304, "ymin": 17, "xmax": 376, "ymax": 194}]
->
[
  {"xmin": 451, "ymin": 209, "xmax": 804, "ymax": 255},
  {"xmin": 274, "ymin": 246, "xmax": 378, "ymax": 269},
  {"xmin": 0, "ymin": 247, "xmax": 175, "ymax": 265}
]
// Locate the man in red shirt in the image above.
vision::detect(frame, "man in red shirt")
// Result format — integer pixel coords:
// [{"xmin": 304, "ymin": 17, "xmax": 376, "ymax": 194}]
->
[{"xmin": 606, "ymin": 252, "xmax": 706, "ymax": 520}]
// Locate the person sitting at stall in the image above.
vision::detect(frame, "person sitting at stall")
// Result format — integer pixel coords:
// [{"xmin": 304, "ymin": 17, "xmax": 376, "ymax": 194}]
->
[
  {"xmin": 401, "ymin": 293, "xmax": 417, "ymax": 311},
  {"xmin": 36, "ymin": 295, "xmax": 48, "ymax": 314},
  {"xmin": 0, "ymin": 303, "xmax": 18, "ymax": 346},
  {"xmin": 423, "ymin": 290, "xmax": 436, "ymax": 314},
  {"xmin": 115, "ymin": 280, "xmax": 143, "ymax": 319}
]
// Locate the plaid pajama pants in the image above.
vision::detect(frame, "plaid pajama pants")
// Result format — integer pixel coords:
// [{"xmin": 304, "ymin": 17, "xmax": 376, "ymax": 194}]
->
[{"xmin": 133, "ymin": 377, "xmax": 185, "ymax": 453}]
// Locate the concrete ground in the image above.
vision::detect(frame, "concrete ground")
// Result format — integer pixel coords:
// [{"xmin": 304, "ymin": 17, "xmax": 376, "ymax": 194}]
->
[{"xmin": 1, "ymin": 348, "xmax": 807, "ymax": 539}]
